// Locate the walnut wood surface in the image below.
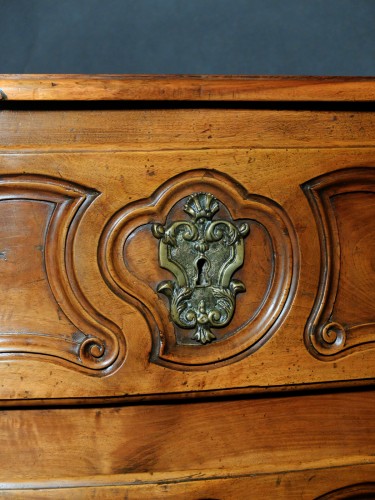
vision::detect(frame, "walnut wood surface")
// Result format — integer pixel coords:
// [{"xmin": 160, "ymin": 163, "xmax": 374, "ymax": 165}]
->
[
  {"xmin": 0, "ymin": 175, "xmax": 124, "ymax": 373},
  {"xmin": 1, "ymin": 75, "xmax": 375, "ymax": 101},
  {"xmin": 2, "ymin": 473, "xmax": 375, "ymax": 500},
  {"xmin": 0, "ymin": 391, "xmax": 373, "ymax": 497},
  {"xmin": 0, "ymin": 76, "xmax": 374, "ymax": 497},
  {"xmin": 2, "ymin": 108, "xmax": 375, "ymax": 151},
  {"xmin": 101, "ymin": 168, "xmax": 297, "ymax": 369},
  {"xmin": 0, "ymin": 101, "xmax": 374, "ymax": 401},
  {"xmin": 303, "ymin": 168, "xmax": 375, "ymax": 359}
]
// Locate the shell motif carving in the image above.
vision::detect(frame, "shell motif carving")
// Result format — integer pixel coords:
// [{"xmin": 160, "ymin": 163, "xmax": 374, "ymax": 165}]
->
[{"xmin": 152, "ymin": 192, "xmax": 250, "ymax": 344}]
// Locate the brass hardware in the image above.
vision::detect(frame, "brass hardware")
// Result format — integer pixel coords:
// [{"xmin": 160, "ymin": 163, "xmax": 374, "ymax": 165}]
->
[{"xmin": 152, "ymin": 193, "xmax": 249, "ymax": 344}]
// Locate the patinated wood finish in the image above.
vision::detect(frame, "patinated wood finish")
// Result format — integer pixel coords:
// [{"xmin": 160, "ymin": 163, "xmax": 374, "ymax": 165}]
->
[
  {"xmin": 1, "ymin": 74, "xmax": 375, "ymax": 101},
  {"xmin": 0, "ymin": 391, "xmax": 373, "ymax": 498},
  {"xmin": 0, "ymin": 75, "xmax": 374, "ymax": 497}
]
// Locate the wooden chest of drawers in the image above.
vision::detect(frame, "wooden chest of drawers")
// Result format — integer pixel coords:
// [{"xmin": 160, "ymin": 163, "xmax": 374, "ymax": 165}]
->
[{"xmin": 0, "ymin": 75, "xmax": 374, "ymax": 498}]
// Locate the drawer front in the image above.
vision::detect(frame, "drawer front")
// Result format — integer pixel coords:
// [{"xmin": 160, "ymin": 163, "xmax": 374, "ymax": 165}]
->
[{"xmin": 0, "ymin": 105, "xmax": 374, "ymax": 403}]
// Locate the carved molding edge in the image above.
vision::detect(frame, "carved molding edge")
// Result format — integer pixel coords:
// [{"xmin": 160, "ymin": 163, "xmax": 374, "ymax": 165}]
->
[
  {"xmin": 0, "ymin": 174, "xmax": 125, "ymax": 374},
  {"xmin": 302, "ymin": 167, "xmax": 375, "ymax": 360},
  {"xmin": 315, "ymin": 482, "xmax": 375, "ymax": 500},
  {"xmin": 99, "ymin": 169, "xmax": 298, "ymax": 370}
]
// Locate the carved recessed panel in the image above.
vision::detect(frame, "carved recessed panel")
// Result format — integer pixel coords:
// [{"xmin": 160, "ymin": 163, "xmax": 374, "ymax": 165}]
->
[
  {"xmin": 100, "ymin": 169, "xmax": 298, "ymax": 370},
  {"xmin": 0, "ymin": 175, "xmax": 124, "ymax": 374},
  {"xmin": 303, "ymin": 167, "xmax": 375, "ymax": 359}
]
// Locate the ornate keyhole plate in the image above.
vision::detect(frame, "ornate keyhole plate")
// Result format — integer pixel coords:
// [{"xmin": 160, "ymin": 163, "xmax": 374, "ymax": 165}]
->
[
  {"xmin": 100, "ymin": 169, "xmax": 298, "ymax": 370},
  {"xmin": 152, "ymin": 193, "xmax": 249, "ymax": 344}
]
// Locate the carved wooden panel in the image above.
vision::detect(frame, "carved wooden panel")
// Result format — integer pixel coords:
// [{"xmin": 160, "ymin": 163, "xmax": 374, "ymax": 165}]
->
[
  {"xmin": 303, "ymin": 167, "xmax": 375, "ymax": 359},
  {"xmin": 1, "ymin": 149, "xmax": 375, "ymax": 400},
  {"xmin": 0, "ymin": 175, "xmax": 124, "ymax": 374},
  {"xmin": 1, "ymin": 96, "xmax": 375, "ymax": 401},
  {"xmin": 100, "ymin": 169, "xmax": 298, "ymax": 369},
  {"xmin": 1, "ymin": 76, "xmax": 375, "ymax": 498}
]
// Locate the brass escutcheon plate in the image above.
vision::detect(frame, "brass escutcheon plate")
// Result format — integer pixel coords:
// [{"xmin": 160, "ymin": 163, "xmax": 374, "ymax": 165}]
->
[{"xmin": 152, "ymin": 192, "xmax": 249, "ymax": 344}]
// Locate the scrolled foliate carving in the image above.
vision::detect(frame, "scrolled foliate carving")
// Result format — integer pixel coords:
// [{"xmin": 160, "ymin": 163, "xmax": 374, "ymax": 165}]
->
[{"xmin": 152, "ymin": 192, "xmax": 249, "ymax": 344}]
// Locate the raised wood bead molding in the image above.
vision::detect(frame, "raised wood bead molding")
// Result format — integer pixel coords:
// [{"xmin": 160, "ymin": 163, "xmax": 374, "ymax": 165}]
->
[
  {"xmin": 303, "ymin": 167, "xmax": 375, "ymax": 359},
  {"xmin": 315, "ymin": 482, "xmax": 375, "ymax": 500},
  {"xmin": 0, "ymin": 174, "xmax": 124, "ymax": 373},
  {"xmin": 0, "ymin": 75, "xmax": 374, "ymax": 497},
  {"xmin": 100, "ymin": 169, "xmax": 297, "ymax": 369}
]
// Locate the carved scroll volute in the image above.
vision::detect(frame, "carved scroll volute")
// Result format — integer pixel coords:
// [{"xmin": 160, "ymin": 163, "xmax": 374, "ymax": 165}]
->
[
  {"xmin": 100, "ymin": 170, "xmax": 298, "ymax": 370},
  {"xmin": 0, "ymin": 175, "xmax": 125, "ymax": 374},
  {"xmin": 152, "ymin": 192, "xmax": 250, "ymax": 344},
  {"xmin": 303, "ymin": 167, "xmax": 375, "ymax": 359}
]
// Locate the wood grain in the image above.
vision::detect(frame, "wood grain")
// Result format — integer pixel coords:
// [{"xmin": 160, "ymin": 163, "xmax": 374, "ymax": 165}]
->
[
  {"xmin": 1, "ymin": 468, "xmax": 374, "ymax": 499},
  {"xmin": 101, "ymin": 168, "xmax": 297, "ymax": 369},
  {"xmin": 1, "ymin": 75, "xmax": 375, "ymax": 101},
  {"xmin": 0, "ymin": 175, "xmax": 124, "ymax": 373},
  {"xmin": 303, "ymin": 168, "xmax": 375, "ymax": 359},
  {"xmin": 1, "ymin": 108, "xmax": 375, "ymax": 152},
  {"xmin": 0, "ymin": 391, "xmax": 372, "ymax": 495},
  {"xmin": 0, "ymin": 75, "xmax": 375, "ymax": 497},
  {"xmin": 0, "ymin": 149, "xmax": 374, "ymax": 402}
]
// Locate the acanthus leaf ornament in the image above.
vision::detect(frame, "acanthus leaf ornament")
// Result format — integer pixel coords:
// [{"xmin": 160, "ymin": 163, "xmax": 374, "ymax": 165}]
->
[{"xmin": 152, "ymin": 192, "xmax": 249, "ymax": 344}]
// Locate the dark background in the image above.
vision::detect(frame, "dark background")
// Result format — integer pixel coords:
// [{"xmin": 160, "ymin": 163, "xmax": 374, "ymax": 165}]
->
[{"xmin": 1, "ymin": 0, "xmax": 375, "ymax": 75}]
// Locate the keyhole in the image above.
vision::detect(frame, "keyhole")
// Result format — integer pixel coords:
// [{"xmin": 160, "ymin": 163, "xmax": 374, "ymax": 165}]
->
[{"xmin": 196, "ymin": 257, "xmax": 209, "ymax": 287}]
